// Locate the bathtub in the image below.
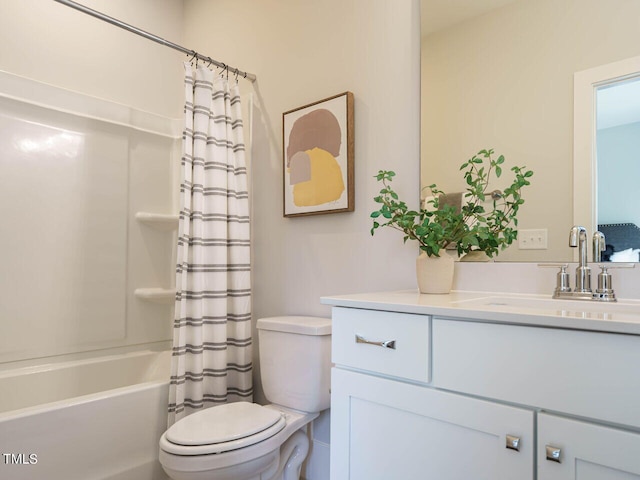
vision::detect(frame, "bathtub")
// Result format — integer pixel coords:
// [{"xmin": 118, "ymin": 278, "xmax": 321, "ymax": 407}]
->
[{"xmin": 0, "ymin": 349, "xmax": 171, "ymax": 480}]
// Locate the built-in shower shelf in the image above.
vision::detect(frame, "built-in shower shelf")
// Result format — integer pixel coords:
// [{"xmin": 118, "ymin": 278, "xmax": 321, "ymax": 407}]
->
[
  {"xmin": 134, "ymin": 288, "xmax": 176, "ymax": 304},
  {"xmin": 135, "ymin": 212, "xmax": 179, "ymax": 231}
]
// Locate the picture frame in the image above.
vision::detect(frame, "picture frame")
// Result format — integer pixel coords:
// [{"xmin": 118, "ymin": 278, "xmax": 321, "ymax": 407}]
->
[{"xmin": 282, "ymin": 91, "xmax": 354, "ymax": 217}]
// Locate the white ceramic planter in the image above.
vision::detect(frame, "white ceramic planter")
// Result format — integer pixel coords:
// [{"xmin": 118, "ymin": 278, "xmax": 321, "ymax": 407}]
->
[{"xmin": 416, "ymin": 251, "xmax": 455, "ymax": 294}]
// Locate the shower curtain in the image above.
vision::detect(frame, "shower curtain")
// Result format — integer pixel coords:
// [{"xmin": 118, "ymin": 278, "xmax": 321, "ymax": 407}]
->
[{"xmin": 168, "ymin": 64, "xmax": 252, "ymax": 425}]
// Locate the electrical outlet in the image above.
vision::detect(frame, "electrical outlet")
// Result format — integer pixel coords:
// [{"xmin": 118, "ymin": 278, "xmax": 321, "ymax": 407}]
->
[{"xmin": 518, "ymin": 228, "xmax": 548, "ymax": 250}]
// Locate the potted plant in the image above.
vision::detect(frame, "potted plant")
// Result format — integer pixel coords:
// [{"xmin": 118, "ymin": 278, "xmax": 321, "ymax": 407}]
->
[{"xmin": 370, "ymin": 148, "xmax": 533, "ymax": 293}]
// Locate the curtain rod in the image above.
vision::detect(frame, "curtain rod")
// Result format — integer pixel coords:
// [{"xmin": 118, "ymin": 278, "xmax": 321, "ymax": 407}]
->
[{"xmin": 54, "ymin": 0, "xmax": 257, "ymax": 83}]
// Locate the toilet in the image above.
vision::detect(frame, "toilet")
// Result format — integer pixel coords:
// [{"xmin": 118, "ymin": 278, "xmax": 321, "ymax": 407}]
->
[{"xmin": 159, "ymin": 316, "xmax": 332, "ymax": 480}]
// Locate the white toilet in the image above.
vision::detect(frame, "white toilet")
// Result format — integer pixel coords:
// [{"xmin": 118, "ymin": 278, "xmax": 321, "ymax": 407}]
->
[{"xmin": 159, "ymin": 316, "xmax": 332, "ymax": 480}]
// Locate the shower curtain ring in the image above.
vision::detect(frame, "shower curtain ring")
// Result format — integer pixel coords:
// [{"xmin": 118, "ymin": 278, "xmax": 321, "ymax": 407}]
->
[{"xmin": 187, "ymin": 51, "xmax": 197, "ymax": 66}]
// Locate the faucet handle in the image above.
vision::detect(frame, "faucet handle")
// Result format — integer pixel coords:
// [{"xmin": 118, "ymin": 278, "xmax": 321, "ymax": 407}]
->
[
  {"xmin": 592, "ymin": 263, "xmax": 635, "ymax": 302},
  {"xmin": 595, "ymin": 264, "xmax": 614, "ymax": 299},
  {"xmin": 538, "ymin": 263, "xmax": 571, "ymax": 295}
]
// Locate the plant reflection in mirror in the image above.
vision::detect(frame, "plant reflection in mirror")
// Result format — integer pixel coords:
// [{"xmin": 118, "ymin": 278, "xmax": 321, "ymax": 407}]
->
[{"xmin": 371, "ymin": 149, "xmax": 533, "ymax": 258}]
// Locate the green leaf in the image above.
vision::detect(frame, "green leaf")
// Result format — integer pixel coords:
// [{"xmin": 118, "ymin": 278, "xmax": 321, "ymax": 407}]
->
[{"xmin": 371, "ymin": 151, "xmax": 532, "ymax": 260}]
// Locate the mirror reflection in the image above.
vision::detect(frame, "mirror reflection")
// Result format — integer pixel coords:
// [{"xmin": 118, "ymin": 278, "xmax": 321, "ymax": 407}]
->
[
  {"xmin": 421, "ymin": 0, "xmax": 640, "ymax": 262},
  {"xmin": 596, "ymin": 78, "xmax": 640, "ymax": 262}
]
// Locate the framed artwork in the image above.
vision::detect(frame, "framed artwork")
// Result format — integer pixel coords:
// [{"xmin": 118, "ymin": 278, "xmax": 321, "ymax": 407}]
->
[{"xmin": 282, "ymin": 91, "xmax": 354, "ymax": 217}]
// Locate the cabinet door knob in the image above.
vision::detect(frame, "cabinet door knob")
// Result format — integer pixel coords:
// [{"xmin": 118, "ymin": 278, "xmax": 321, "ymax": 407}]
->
[
  {"xmin": 506, "ymin": 435, "xmax": 521, "ymax": 451},
  {"xmin": 355, "ymin": 334, "xmax": 396, "ymax": 350},
  {"xmin": 545, "ymin": 445, "xmax": 562, "ymax": 463}
]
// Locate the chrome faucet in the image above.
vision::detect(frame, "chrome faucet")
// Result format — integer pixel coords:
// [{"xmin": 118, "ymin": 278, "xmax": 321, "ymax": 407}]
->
[
  {"xmin": 569, "ymin": 225, "xmax": 591, "ymax": 294},
  {"xmin": 540, "ymin": 226, "xmax": 634, "ymax": 302}
]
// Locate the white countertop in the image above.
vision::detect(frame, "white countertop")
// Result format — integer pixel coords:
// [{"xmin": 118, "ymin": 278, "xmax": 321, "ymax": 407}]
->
[{"xmin": 321, "ymin": 290, "xmax": 640, "ymax": 335}]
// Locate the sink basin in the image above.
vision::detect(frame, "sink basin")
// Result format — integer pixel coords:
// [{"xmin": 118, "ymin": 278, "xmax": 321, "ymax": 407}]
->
[{"xmin": 452, "ymin": 295, "xmax": 640, "ymax": 318}]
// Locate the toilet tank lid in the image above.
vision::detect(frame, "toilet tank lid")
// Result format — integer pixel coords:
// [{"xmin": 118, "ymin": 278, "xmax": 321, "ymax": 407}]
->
[{"xmin": 257, "ymin": 316, "xmax": 331, "ymax": 335}]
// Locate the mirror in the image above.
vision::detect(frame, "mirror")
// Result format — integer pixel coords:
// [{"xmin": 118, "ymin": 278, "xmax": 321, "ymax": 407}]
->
[
  {"xmin": 574, "ymin": 58, "xmax": 640, "ymax": 262},
  {"xmin": 421, "ymin": 0, "xmax": 640, "ymax": 262}
]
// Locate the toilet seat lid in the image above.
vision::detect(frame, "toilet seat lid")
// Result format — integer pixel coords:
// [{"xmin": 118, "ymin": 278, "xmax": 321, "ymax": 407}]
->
[{"xmin": 165, "ymin": 402, "xmax": 283, "ymax": 447}]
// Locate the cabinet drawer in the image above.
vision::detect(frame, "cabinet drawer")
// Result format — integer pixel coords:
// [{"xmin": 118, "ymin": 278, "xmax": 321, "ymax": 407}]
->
[
  {"xmin": 433, "ymin": 318, "xmax": 640, "ymax": 429},
  {"xmin": 332, "ymin": 307, "xmax": 430, "ymax": 383}
]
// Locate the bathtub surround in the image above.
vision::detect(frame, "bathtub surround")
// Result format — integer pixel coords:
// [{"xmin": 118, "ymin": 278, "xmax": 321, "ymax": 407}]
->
[
  {"xmin": 169, "ymin": 64, "xmax": 253, "ymax": 424},
  {"xmin": 0, "ymin": 71, "xmax": 178, "ymax": 365}
]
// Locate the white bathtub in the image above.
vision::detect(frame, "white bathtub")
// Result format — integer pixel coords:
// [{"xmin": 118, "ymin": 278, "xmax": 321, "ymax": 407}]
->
[{"xmin": 0, "ymin": 349, "xmax": 171, "ymax": 480}]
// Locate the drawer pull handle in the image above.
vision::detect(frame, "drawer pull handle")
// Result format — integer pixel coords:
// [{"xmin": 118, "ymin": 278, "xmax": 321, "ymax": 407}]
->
[
  {"xmin": 506, "ymin": 435, "xmax": 521, "ymax": 452},
  {"xmin": 545, "ymin": 445, "xmax": 562, "ymax": 463},
  {"xmin": 355, "ymin": 334, "xmax": 396, "ymax": 350}
]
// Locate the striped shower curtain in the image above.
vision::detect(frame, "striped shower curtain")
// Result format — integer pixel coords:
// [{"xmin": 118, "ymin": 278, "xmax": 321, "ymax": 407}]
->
[{"xmin": 168, "ymin": 64, "xmax": 252, "ymax": 425}]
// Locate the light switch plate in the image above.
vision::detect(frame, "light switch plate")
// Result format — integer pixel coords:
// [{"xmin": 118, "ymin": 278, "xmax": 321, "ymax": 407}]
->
[{"xmin": 518, "ymin": 228, "xmax": 548, "ymax": 250}]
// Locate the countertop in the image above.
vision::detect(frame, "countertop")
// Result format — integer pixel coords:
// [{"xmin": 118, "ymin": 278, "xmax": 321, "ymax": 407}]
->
[{"xmin": 321, "ymin": 290, "xmax": 640, "ymax": 335}]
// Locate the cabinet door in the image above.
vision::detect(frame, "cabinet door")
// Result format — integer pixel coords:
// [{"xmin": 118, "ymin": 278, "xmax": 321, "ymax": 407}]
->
[
  {"xmin": 538, "ymin": 413, "xmax": 640, "ymax": 480},
  {"xmin": 330, "ymin": 368, "xmax": 534, "ymax": 480}
]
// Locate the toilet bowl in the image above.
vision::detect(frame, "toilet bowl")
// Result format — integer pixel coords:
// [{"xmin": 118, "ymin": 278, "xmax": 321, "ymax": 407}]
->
[{"xmin": 159, "ymin": 316, "xmax": 331, "ymax": 480}]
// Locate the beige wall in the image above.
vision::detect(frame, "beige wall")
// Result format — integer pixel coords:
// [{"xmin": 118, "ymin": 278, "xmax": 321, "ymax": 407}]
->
[
  {"xmin": 0, "ymin": 0, "xmax": 185, "ymax": 118},
  {"xmin": 421, "ymin": 0, "xmax": 640, "ymax": 261},
  {"xmin": 183, "ymin": 0, "xmax": 421, "ymax": 405}
]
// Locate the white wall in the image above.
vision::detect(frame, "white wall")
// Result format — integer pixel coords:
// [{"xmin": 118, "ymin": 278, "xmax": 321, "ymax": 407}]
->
[
  {"xmin": 183, "ymin": 1, "xmax": 421, "ymax": 477},
  {"xmin": 421, "ymin": 0, "xmax": 640, "ymax": 262},
  {"xmin": 183, "ymin": 0, "xmax": 421, "ymax": 391},
  {"xmin": 0, "ymin": 0, "xmax": 185, "ymax": 118}
]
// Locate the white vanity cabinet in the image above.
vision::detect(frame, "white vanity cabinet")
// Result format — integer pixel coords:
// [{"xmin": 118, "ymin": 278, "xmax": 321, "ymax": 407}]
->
[
  {"xmin": 327, "ymin": 300, "xmax": 640, "ymax": 480},
  {"xmin": 331, "ymin": 368, "xmax": 534, "ymax": 479},
  {"xmin": 330, "ymin": 307, "xmax": 534, "ymax": 479}
]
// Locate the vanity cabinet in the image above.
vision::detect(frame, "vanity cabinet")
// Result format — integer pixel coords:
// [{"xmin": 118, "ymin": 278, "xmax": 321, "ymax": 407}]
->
[
  {"xmin": 328, "ymin": 304, "xmax": 640, "ymax": 480},
  {"xmin": 331, "ymin": 368, "xmax": 534, "ymax": 479}
]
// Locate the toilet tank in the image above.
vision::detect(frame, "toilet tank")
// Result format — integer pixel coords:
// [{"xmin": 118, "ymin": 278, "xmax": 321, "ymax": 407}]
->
[{"xmin": 257, "ymin": 316, "xmax": 331, "ymax": 413}]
